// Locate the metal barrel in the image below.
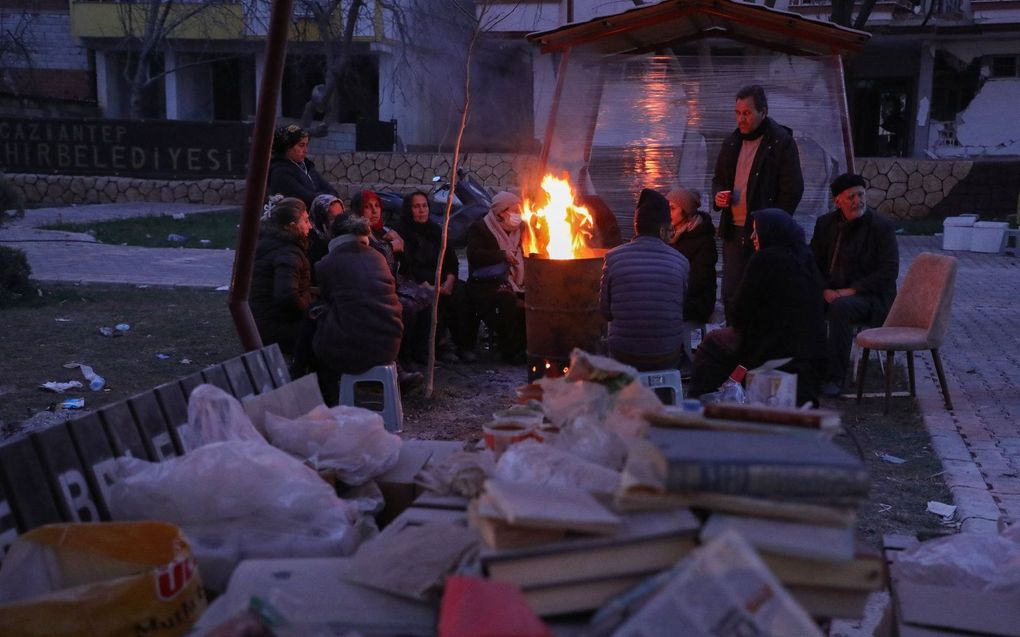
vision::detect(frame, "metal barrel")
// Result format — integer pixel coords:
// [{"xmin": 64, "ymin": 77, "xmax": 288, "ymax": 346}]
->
[{"xmin": 523, "ymin": 251, "xmax": 608, "ymax": 362}]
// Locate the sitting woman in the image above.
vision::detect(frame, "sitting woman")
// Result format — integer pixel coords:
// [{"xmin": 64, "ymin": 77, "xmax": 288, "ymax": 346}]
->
[
  {"xmin": 307, "ymin": 193, "xmax": 345, "ymax": 272},
  {"xmin": 667, "ymin": 188, "xmax": 718, "ymax": 325},
  {"xmin": 465, "ymin": 191, "xmax": 527, "ymax": 363},
  {"xmin": 312, "ymin": 215, "xmax": 406, "ymax": 404},
  {"xmin": 267, "ymin": 124, "xmax": 338, "ymax": 208},
  {"xmin": 689, "ymin": 209, "xmax": 826, "ymax": 405},
  {"xmin": 396, "ymin": 191, "xmax": 478, "ymax": 362},
  {"xmin": 249, "ymin": 196, "xmax": 313, "ymax": 357}
]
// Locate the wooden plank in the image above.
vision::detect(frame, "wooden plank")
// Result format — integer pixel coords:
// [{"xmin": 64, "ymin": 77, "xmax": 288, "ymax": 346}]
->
[
  {"xmin": 98, "ymin": 401, "xmax": 153, "ymax": 460},
  {"xmin": 0, "ymin": 436, "xmax": 65, "ymax": 531},
  {"xmin": 128, "ymin": 390, "xmax": 179, "ymax": 461},
  {"xmin": 154, "ymin": 380, "xmax": 191, "ymax": 455},
  {"xmin": 66, "ymin": 413, "xmax": 118, "ymax": 519},
  {"xmin": 32, "ymin": 425, "xmax": 105, "ymax": 523},
  {"xmin": 201, "ymin": 364, "xmax": 232, "ymax": 393},
  {"xmin": 262, "ymin": 344, "xmax": 291, "ymax": 388},
  {"xmin": 0, "ymin": 475, "xmax": 21, "ymax": 563},
  {"xmin": 223, "ymin": 356, "xmax": 255, "ymax": 399},
  {"xmin": 243, "ymin": 349, "xmax": 275, "ymax": 394},
  {"xmin": 180, "ymin": 370, "xmax": 205, "ymax": 399}
]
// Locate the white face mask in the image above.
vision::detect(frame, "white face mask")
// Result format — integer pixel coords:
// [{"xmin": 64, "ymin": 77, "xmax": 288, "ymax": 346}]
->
[{"xmin": 506, "ymin": 213, "xmax": 522, "ymax": 228}]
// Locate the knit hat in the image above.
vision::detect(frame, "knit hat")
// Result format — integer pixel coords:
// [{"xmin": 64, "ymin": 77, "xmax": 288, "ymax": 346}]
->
[
  {"xmin": 830, "ymin": 173, "xmax": 867, "ymax": 197},
  {"xmin": 490, "ymin": 191, "xmax": 521, "ymax": 216},
  {"xmin": 666, "ymin": 188, "xmax": 701, "ymax": 218},
  {"xmin": 634, "ymin": 188, "xmax": 670, "ymax": 235}
]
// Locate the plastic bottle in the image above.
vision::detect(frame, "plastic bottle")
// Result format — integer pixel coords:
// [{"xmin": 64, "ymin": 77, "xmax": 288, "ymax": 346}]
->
[
  {"xmin": 701, "ymin": 365, "xmax": 748, "ymax": 404},
  {"xmin": 89, "ymin": 375, "xmax": 106, "ymax": 391}
]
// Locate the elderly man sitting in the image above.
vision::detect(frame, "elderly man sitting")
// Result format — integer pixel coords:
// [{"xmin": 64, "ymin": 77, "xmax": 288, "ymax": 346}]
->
[{"xmin": 810, "ymin": 173, "xmax": 899, "ymax": 398}]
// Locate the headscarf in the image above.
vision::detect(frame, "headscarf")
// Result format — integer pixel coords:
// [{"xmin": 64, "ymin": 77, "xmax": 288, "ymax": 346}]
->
[
  {"xmin": 310, "ymin": 193, "xmax": 342, "ymax": 239},
  {"xmin": 272, "ymin": 124, "xmax": 308, "ymax": 158},
  {"xmin": 667, "ymin": 188, "xmax": 702, "ymax": 238},
  {"xmin": 358, "ymin": 190, "xmax": 385, "ymax": 233},
  {"xmin": 483, "ymin": 192, "xmax": 524, "ymax": 292},
  {"xmin": 750, "ymin": 208, "xmax": 811, "ymax": 267},
  {"xmin": 400, "ymin": 191, "xmax": 438, "ymax": 240}
]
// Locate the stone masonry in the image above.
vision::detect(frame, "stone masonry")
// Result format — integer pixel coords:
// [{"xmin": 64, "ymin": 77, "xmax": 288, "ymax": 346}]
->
[{"xmin": 857, "ymin": 158, "xmax": 973, "ymax": 218}]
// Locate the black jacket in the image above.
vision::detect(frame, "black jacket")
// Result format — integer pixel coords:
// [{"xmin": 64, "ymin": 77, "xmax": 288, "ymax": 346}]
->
[
  {"xmin": 396, "ymin": 216, "xmax": 459, "ymax": 285},
  {"xmin": 267, "ymin": 157, "xmax": 336, "ymax": 209},
  {"xmin": 250, "ymin": 225, "xmax": 312, "ymax": 354},
  {"xmin": 712, "ymin": 117, "xmax": 804, "ymax": 240},
  {"xmin": 669, "ymin": 212, "xmax": 718, "ymax": 324},
  {"xmin": 810, "ymin": 207, "xmax": 899, "ymax": 325}
]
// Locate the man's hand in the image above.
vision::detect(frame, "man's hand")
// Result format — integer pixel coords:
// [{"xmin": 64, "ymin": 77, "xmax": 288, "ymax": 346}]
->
[
  {"xmin": 714, "ymin": 191, "xmax": 731, "ymax": 208},
  {"xmin": 441, "ymin": 275, "xmax": 455, "ymax": 296},
  {"xmin": 824, "ymin": 288, "xmax": 856, "ymax": 303}
]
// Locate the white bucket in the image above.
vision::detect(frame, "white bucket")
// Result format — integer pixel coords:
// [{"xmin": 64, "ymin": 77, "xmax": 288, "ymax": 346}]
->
[
  {"xmin": 971, "ymin": 221, "xmax": 1009, "ymax": 253},
  {"xmin": 942, "ymin": 216, "xmax": 976, "ymax": 251}
]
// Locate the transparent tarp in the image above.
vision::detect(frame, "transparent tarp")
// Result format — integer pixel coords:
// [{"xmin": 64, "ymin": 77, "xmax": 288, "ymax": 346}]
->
[{"xmin": 541, "ymin": 48, "xmax": 851, "ymax": 238}]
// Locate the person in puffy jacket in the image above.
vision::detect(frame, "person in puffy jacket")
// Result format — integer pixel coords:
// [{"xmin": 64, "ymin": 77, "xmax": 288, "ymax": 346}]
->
[
  {"xmin": 250, "ymin": 196, "xmax": 313, "ymax": 356},
  {"xmin": 599, "ymin": 188, "xmax": 689, "ymax": 371}
]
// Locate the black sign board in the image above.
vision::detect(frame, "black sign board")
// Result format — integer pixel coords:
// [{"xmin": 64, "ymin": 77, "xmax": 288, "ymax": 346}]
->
[{"xmin": 0, "ymin": 117, "xmax": 252, "ymax": 179}]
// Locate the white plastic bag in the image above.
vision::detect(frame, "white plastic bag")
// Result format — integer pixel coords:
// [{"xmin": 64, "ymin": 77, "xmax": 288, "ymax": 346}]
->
[
  {"xmin": 184, "ymin": 384, "xmax": 264, "ymax": 449},
  {"xmin": 108, "ymin": 441, "xmax": 361, "ymax": 592},
  {"xmin": 552, "ymin": 414, "xmax": 628, "ymax": 470},
  {"xmin": 604, "ymin": 379, "xmax": 661, "ymax": 438},
  {"xmin": 895, "ymin": 531, "xmax": 1020, "ymax": 592},
  {"xmin": 537, "ymin": 377, "xmax": 611, "ymax": 430},
  {"xmin": 494, "ymin": 439, "xmax": 620, "ymax": 495},
  {"xmin": 263, "ymin": 404, "xmax": 402, "ymax": 485}
]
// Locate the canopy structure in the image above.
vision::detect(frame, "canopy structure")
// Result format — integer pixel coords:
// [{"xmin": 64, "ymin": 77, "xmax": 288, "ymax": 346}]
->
[{"xmin": 526, "ymin": 0, "xmax": 872, "ymax": 236}]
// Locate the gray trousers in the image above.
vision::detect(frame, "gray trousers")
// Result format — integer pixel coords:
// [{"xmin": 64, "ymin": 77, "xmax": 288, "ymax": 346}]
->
[{"xmin": 825, "ymin": 295, "xmax": 878, "ymax": 385}]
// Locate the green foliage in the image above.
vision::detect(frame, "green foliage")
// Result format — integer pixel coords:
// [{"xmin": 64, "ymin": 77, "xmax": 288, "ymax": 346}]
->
[
  {"xmin": 44, "ymin": 211, "xmax": 242, "ymax": 249},
  {"xmin": 0, "ymin": 246, "xmax": 32, "ymax": 303}
]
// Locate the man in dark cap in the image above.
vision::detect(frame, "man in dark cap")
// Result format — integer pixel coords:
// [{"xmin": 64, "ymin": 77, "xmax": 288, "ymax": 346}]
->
[
  {"xmin": 810, "ymin": 172, "xmax": 899, "ymax": 397},
  {"xmin": 599, "ymin": 189, "xmax": 690, "ymax": 370}
]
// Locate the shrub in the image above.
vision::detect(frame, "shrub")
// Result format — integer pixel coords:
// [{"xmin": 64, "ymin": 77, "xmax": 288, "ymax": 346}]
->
[{"xmin": 0, "ymin": 246, "xmax": 32, "ymax": 303}]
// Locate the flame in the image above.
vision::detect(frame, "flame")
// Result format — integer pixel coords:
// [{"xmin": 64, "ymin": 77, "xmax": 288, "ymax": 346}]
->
[{"xmin": 522, "ymin": 174, "xmax": 594, "ymax": 259}]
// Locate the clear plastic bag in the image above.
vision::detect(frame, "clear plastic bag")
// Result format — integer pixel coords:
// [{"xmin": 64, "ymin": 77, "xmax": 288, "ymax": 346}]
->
[
  {"xmin": 537, "ymin": 376, "xmax": 612, "ymax": 430},
  {"xmin": 109, "ymin": 441, "xmax": 361, "ymax": 592},
  {"xmin": 895, "ymin": 531, "xmax": 1020, "ymax": 592},
  {"xmin": 552, "ymin": 414, "xmax": 628, "ymax": 471},
  {"xmin": 185, "ymin": 384, "xmax": 264, "ymax": 450},
  {"xmin": 263, "ymin": 404, "xmax": 402, "ymax": 485},
  {"xmin": 494, "ymin": 439, "xmax": 620, "ymax": 495}
]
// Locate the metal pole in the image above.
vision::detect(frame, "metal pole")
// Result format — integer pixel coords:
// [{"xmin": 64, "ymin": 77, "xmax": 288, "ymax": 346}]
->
[{"xmin": 229, "ymin": 0, "xmax": 294, "ymax": 351}]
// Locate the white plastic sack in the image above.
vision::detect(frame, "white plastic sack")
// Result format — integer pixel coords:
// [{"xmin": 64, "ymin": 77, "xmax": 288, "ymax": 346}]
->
[
  {"xmin": 552, "ymin": 414, "xmax": 629, "ymax": 470},
  {"xmin": 108, "ymin": 441, "xmax": 361, "ymax": 592},
  {"xmin": 494, "ymin": 439, "xmax": 621, "ymax": 495},
  {"xmin": 603, "ymin": 380, "xmax": 661, "ymax": 439},
  {"xmin": 263, "ymin": 404, "xmax": 402, "ymax": 485},
  {"xmin": 537, "ymin": 377, "xmax": 612, "ymax": 430},
  {"xmin": 895, "ymin": 531, "xmax": 1020, "ymax": 593},
  {"xmin": 184, "ymin": 384, "xmax": 264, "ymax": 450}
]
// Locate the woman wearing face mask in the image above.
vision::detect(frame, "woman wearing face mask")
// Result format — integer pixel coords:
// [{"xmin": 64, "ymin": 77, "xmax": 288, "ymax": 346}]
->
[
  {"xmin": 250, "ymin": 196, "xmax": 314, "ymax": 357},
  {"xmin": 667, "ymin": 188, "xmax": 718, "ymax": 326},
  {"xmin": 267, "ymin": 124, "xmax": 338, "ymax": 209},
  {"xmin": 689, "ymin": 208, "xmax": 826, "ymax": 405},
  {"xmin": 465, "ymin": 191, "xmax": 527, "ymax": 363}
]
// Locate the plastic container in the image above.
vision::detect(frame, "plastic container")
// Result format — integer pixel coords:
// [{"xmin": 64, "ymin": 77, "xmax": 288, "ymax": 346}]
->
[
  {"xmin": 970, "ymin": 221, "xmax": 1009, "ymax": 254},
  {"xmin": 942, "ymin": 216, "xmax": 976, "ymax": 251}
]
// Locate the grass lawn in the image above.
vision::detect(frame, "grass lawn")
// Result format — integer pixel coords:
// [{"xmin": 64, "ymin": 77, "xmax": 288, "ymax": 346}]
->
[{"xmin": 43, "ymin": 211, "xmax": 242, "ymax": 250}]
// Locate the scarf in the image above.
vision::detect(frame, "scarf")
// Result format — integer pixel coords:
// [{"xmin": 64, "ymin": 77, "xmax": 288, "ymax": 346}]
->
[
  {"xmin": 483, "ymin": 211, "xmax": 524, "ymax": 292},
  {"xmin": 671, "ymin": 213, "xmax": 702, "ymax": 242},
  {"xmin": 738, "ymin": 116, "xmax": 769, "ymax": 142}
]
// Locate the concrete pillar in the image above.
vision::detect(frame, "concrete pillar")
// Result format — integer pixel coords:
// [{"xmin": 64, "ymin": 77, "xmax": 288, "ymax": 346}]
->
[
  {"xmin": 95, "ymin": 50, "xmax": 111, "ymax": 115},
  {"xmin": 254, "ymin": 50, "xmax": 281, "ymax": 117},
  {"xmin": 165, "ymin": 50, "xmax": 180, "ymax": 120},
  {"xmin": 912, "ymin": 43, "xmax": 936, "ymax": 158}
]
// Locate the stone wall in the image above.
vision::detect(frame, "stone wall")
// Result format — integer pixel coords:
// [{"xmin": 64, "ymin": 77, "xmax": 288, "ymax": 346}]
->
[
  {"xmin": 856, "ymin": 158, "xmax": 974, "ymax": 219},
  {"xmin": 8, "ymin": 152, "xmax": 538, "ymax": 208}
]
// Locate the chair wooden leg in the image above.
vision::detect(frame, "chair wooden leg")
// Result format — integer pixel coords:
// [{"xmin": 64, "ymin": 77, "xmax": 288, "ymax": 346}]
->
[
  {"xmin": 884, "ymin": 351, "xmax": 894, "ymax": 414},
  {"xmin": 906, "ymin": 351, "xmax": 916, "ymax": 397},
  {"xmin": 857, "ymin": 348, "xmax": 870, "ymax": 403},
  {"xmin": 930, "ymin": 348, "xmax": 953, "ymax": 410}
]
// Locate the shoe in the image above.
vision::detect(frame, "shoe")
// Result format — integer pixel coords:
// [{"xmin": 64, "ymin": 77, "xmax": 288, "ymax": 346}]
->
[
  {"xmin": 820, "ymin": 381, "xmax": 842, "ymax": 398},
  {"xmin": 457, "ymin": 349, "xmax": 478, "ymax": 363},
  {"xmin": 398, "ymin": 371, "xmax": 425, "ymax": 394}
]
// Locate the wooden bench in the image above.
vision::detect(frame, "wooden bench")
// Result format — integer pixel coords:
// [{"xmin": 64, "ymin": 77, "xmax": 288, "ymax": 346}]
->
[{"xmin": 0, "ymin": 344, "xmax": 291, "ymax": 567}]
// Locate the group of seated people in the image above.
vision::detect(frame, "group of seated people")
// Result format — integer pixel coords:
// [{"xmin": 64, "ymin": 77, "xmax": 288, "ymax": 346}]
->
[{"xmin": 600, "ymin": 172, "xmax": 898, "ymax": 406}]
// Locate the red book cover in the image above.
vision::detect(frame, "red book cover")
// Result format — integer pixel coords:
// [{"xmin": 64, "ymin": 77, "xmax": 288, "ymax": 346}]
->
[{"xmin": 438, "ymin": 575, "xmax": 553, "ymax": 637}]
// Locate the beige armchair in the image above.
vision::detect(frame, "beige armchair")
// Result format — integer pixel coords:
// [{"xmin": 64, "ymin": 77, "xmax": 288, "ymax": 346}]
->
[{"xmin": 855, "ymin": 252, "xmax": 958, "ymax": 413}]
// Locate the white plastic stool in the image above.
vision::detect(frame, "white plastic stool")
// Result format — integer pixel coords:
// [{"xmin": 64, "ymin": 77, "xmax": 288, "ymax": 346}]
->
[
  {"xmin": 338, "ymin": 363, "xmax": 403, "ymax": 432},
  {"xmin": 637, "ymin": 368, "xmax": 684, "ymax": 406}
]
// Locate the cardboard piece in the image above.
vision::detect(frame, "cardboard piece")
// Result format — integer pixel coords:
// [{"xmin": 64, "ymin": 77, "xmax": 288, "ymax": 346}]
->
[
  {"xmin": 241, "ymin": 373, "xmax": 324, "ymax": 436},
  {"xmin": 376, "ymin": 440, "xmax": 468, "ymax": 527},
  {"xmin": 745, "ymin": 357, "xmax": 797, "ymax": 408},
  {"xmin": 895, "ymin": 582, "xmax": 1020, "ymax": 637}
]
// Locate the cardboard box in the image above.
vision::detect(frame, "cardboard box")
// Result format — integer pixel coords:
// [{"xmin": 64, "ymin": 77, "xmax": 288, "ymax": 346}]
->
[
  {"xmin": 745, "ymin": 357, "xmax": 797, "ymax": 408},
  {"xmin": 894, "ymin": 581, "xmax": 1020, "ymax": 636}
]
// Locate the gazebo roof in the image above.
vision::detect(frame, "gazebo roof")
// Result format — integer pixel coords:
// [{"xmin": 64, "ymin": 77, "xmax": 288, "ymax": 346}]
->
[{"xmin": 526, "ymin": 0, "xmax": 870, "ymax": 57}]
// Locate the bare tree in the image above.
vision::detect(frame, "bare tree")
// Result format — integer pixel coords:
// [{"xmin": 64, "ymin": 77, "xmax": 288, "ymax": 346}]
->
[{"xmin": 0, "ymin": 10, "xmax": 35, "ymax": 97}]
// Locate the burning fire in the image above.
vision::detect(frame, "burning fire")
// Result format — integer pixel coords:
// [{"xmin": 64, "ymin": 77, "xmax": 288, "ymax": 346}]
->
[{"xmin": 522, "ymin": 174, "xmax": 594, "ymax": 259}]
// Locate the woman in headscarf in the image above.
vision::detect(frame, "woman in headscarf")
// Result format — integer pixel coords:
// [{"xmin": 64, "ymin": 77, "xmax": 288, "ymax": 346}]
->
[
  {"xmin": 267, "ymin": 124, "xmax": 338, "ymax": 208},
  {"xmin": 667, "ymin": 187, "xmax": 718, "ymax": 325},
  {"xmin": 689, "ymin": 208, "xmax": 826, "ymax": 405},
  {"xmin": 307, "ymin": 193, "xmax": 345, "ymax": 272},
  {"xmin": 465, "ymin": 191, "xmax": 527, "ymax": 363},
  {"xmin": 249, "ymin": 196, "xmax": 313, "ymax": 356},
  {"xmin": 396, "ymin": 190, "xmax": 479, "ymax": 362}
]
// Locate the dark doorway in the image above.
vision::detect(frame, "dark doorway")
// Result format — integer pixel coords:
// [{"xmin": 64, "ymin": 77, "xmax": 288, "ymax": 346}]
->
[{"xmin": 850, "ymin": 78, "xmax": 911, "ymax": 157}]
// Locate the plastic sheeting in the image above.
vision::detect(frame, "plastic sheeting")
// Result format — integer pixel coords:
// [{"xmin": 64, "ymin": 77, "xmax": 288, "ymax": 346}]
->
[{"xmin": 541, "ymin": 49, "xmax": 851, "ymax": 238}]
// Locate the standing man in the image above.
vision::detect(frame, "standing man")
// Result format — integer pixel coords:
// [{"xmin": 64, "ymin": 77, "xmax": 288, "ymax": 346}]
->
[
  {"xmin": 810, "ymin": 173, "xmax": 899, "ymax": 398},
  {"xmin": 712, "ymin": 85, "xmax": 804, "ymax": 321}
]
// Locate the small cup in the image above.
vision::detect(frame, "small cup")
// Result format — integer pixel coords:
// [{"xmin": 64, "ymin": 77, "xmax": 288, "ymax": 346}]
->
[
  {"xmin": 493, "ymin": 407, "xmax": 544, "ymax": 427},
  {"xmin": 483, "ymin": 420, "xmax": 536, "ymax": 458}
]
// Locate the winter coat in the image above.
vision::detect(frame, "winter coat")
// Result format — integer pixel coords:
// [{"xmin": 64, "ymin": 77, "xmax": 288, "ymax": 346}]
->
[
  {"xmin": 730, "ymin": 246, "xmax": 826, "ymax": 402},
  {"xmin": 466, "ymin": 218, "xmax": 509, "ymax": 281},
  {"xmin": 810, "ymin": 207, "xmax": 899, "ymax": 326},
  {"xmin": 313, "ymin": 236, "xmax": 403, "ymax": 374},
  {"xmin": 712, "ymin": 117, "xmax": 804, "ymax": 240},
  {"xmin": 250, "ymin": 225, "xmax": 312, "ymax": 354},
  {"xmin": 599, "ymin": 235, "xmax": 690, "ymax": 359},
  {"xmin": 267, "ymin": 157, "xmax": 337, "ymax": 209},
  {"xmin": 396, "ymin": 215, "xmax": 459, "ymax": 285},
  {"xmin": 669, "ymin": 212, "xmax": 718, "ymax": 324}
]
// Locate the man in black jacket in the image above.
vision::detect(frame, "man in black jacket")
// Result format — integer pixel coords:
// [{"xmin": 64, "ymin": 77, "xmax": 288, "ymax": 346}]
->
[
  {"xmin": 712, "ymin": 85, "xmax": 804, "ymax": 322},
  {"xmin": 810, "ymin": 173, "xmax": 899, "ymax": 398}
]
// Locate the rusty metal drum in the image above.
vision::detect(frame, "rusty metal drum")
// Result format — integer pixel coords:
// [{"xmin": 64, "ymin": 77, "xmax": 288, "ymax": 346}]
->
[{"xmin": 523, "ymin": 251, "xmax": 608, "ymax": 363}]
